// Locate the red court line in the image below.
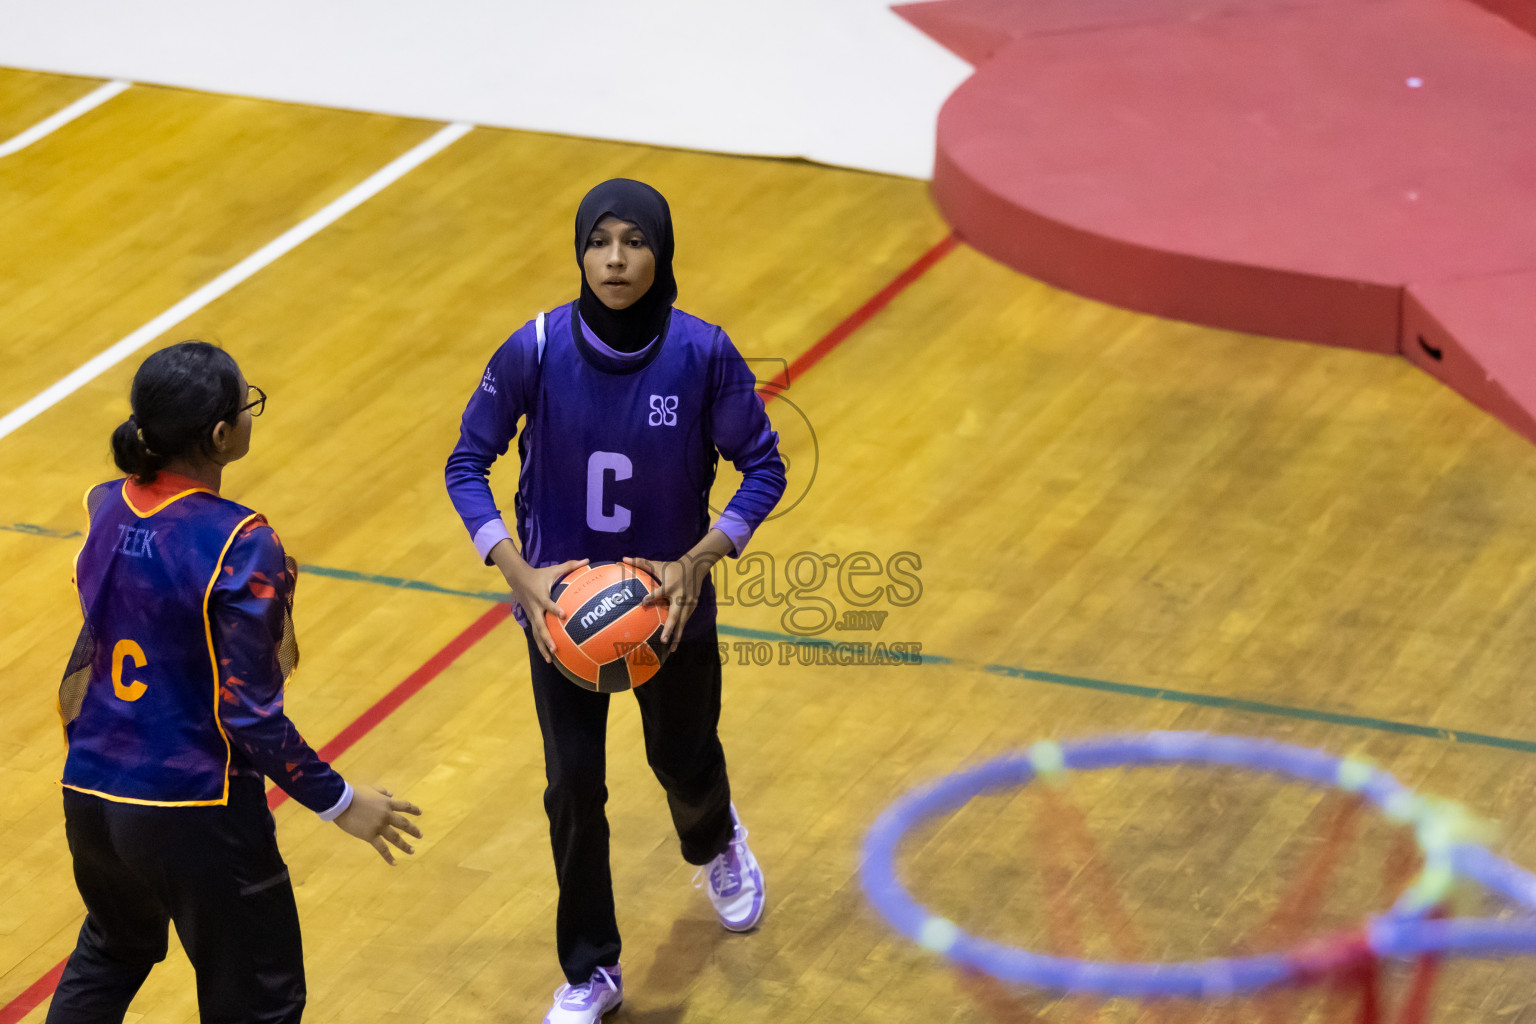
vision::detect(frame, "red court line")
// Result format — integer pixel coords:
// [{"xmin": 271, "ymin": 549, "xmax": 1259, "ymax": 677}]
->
[
  {"xmin": 0, "ymin": 603, "xmax": 511, "ymax": 1024},
  {"xmin": 0, "ymin": 962, "xmax": 66, "ymax": 1024},
  {"xmin": 759, "ymin": 233, "xmax": 958, "ymax": 402},
  {"xmin": 269, "ymin": 602, "xmax": 512, "ymax": 810},
  {"xmin": 0, "ymin": 237, "xmax": 947, "ymax": 1023}
]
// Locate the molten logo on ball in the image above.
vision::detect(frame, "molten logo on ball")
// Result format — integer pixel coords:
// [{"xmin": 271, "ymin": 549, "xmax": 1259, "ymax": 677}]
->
[{"xmin": 578, "ymin": 593, "xmax": 630, "ymax": 632}]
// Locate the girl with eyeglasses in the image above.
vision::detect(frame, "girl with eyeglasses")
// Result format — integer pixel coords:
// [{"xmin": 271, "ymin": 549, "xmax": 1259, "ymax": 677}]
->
[{"xmin": 49, "ymin": 340, "xmax": 421, "ymax": 1024}]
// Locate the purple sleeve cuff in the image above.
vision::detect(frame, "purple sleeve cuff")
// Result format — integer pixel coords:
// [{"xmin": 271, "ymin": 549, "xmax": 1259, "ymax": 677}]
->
[
  {"xmin": 473, "ymin": 518, "xmax": 512, "ymax": 564},
  {"xmin": 711, "ymin": 512, "xmax": 753, "ymax": 557}
]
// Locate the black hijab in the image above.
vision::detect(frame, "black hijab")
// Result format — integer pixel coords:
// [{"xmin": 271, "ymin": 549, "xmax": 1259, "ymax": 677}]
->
[{"xmin": 575, "ymin": 178, "xmax": 676, "ymax": 352}]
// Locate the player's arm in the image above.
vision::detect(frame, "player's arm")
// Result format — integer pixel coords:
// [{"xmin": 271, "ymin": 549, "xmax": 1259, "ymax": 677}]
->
[
  {"xmin": 707, "ymin": 332, "xmax": 788, "ymax": 557},
  {"xmin": 211, "ymin": 520, "xmax": 422, "ymax": 864},
  {"xmin": 447, "ymin": 329, "xmax": 587, "ymax": 659},
  {"xmin": 445, "ymin": 329, "xmax": 535, "ymax": 565}
]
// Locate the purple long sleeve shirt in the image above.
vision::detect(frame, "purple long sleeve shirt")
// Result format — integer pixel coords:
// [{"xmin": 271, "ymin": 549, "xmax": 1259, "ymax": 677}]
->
[{"xmin": 445, "ymin": 302, "xmax": 786, "ymax": 639}]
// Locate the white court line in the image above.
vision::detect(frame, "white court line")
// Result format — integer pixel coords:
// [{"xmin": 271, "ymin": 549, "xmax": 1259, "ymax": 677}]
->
[
  {"xmin": 0, "ymin": 121, "xmax": 474, "ymax": 442},
  {"xmin": 0, "ymin": 79, "xmax": 131, "ymax": 159}
]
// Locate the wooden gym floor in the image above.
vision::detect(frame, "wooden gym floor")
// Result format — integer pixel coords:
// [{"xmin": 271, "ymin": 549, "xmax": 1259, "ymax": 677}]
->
[{"xmin": 2, "ymin": 69, "xmax": 1535, "ymax": 1023}]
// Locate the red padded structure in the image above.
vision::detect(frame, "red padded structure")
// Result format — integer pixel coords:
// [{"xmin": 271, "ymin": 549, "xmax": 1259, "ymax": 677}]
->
[{"xmin": 898, "ymin": 0, "xmax": 1536, "ymax": 442}]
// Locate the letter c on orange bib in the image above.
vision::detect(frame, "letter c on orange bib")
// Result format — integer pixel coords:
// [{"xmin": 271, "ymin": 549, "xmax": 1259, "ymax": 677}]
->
[
  {"xmin": 112, "ymin": 639, "xmax": 148, "ymax": 702},
  {"xmin": 545, "ymin": 562, "xmax": 669, "ymax": 692}
]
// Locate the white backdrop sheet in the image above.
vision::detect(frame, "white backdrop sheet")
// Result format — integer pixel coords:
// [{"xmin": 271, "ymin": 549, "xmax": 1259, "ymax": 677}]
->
[{"xmin": 0, "ymin": 0, "xmax": 969, "ymax": 179}]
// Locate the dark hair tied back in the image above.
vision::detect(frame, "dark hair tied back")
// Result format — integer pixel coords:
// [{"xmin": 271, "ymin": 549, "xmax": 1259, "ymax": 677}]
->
[{"xmin": 111, "ymin": 341, "xmax": 242, "ymax": 483}]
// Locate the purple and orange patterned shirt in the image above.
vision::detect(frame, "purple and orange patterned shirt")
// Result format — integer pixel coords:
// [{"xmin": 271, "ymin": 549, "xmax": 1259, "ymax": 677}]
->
[{"xmin": 60, "ymin": 472, "xmax": 350, "ymax": 817}]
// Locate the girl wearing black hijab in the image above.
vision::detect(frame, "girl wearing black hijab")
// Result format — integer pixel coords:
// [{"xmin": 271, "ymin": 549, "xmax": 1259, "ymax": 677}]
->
[
  {"xmin": 446, "ymin": 179, "xmax": 787, "ymax": 1024},
  {"xmin": 573, "ymin": 179, "xmax": 677, "ymax": 351}
]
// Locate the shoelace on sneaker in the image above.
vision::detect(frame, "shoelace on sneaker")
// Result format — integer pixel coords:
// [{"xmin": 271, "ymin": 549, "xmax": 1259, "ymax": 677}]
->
[
  {"xmin": 692, "ymin": 822, "xmax": 750, "ymax": 895},
  {"xmin": 710, "ymin": 852, "xmax": 740, "ymax": 894},
  {"xmin": 553, "ymin": 965, "xmax": 618, "ymax": 1007}
]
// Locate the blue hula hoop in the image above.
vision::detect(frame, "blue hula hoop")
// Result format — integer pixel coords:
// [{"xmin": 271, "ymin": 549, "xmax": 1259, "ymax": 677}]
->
[{"xmin": 859, "ymin": 731, "xmax": 1536, "ymax": 998}]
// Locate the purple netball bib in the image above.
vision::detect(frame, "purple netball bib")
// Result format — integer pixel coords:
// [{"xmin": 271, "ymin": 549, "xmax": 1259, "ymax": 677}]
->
[{"xmin": 60, "ymin": 480, "xmax": 260, "ymax": 805}]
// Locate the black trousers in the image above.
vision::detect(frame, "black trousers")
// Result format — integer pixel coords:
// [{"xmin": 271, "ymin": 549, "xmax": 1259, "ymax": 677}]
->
[
  {"xmin": 527, "ymin": 627, "xmax": 734, "ymax": 985},
  {"xmin": 47, "ymin": 777, "xmax": 305, "ymax": 1024}
]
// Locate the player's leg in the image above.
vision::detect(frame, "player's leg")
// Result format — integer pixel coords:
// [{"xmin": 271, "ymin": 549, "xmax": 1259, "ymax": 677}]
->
[
  {"xmin": 631, "ymin": 638, "xmax": 732, "ymax": 863},
  {"xmin": 525, "ymin": 629, "xmax": 623, "ymax": 987},
  {"xmin": 121, "ymin": 777, "xmax": 305, "ymax": 1024},
  {"xmin": 632, "ymin": 632, "xmax": 763, "ymax": 931},
  {"xmin": 46, "ymin": 790, "xmax": 170, "ymax": 1024}
]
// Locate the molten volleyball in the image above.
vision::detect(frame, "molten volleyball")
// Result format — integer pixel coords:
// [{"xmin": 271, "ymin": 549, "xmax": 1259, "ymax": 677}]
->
[{"xmin": 546, "ymin": 561, "xmax": 669, "ymax": 692}]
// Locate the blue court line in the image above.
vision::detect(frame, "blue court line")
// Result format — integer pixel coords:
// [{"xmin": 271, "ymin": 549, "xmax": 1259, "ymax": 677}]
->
[{"xmin": 8, "ymin": 524, "xmax": 1530, "ymax": 755}]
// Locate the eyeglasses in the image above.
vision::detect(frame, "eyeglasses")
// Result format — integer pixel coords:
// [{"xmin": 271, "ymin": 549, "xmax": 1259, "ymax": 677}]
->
[{"xmin": 238, "ymin": 384, "xmax": 266, "ymax": 418}]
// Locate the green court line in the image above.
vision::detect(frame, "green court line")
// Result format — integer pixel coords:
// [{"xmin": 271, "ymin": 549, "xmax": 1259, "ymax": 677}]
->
[
  {"xmin": 1, "ymin": 522, "xmax": 81, "ymax": 538},
  {"xmin": 10, "ymin": 524, "xmax": 1528, "ymax": 754},
  {"xmin": 295, "ymin": 560, "xmax": 1534, "ymax": 754},
  {"xmin": 300, "ymin": 563, "xmax": 511, "ymax": 603},
  {"xmin": 982, "ymin": 664, "xmax": 1536, "ymax": 755},
  {"xmin": 708, "ymin": 622, "xmax": 952, "ymax": 666},
  {"xmin": 299, "ymin": 565, "xmax": 946, "ymax": 666}
]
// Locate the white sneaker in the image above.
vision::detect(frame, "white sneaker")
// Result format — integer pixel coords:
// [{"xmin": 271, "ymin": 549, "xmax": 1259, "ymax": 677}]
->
[
  {"xmin": 697, "ymin": 804, "xmax": 765, "ymax": 932},
  {"xmin": 542, "ymin": 964, "xmax": 622, "ymax": 1024}
]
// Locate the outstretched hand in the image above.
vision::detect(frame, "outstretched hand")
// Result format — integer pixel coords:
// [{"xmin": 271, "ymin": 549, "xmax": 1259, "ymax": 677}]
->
[{"xmin": 335, "ymin": 786, "xmax": 423, "ymax": 866}]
